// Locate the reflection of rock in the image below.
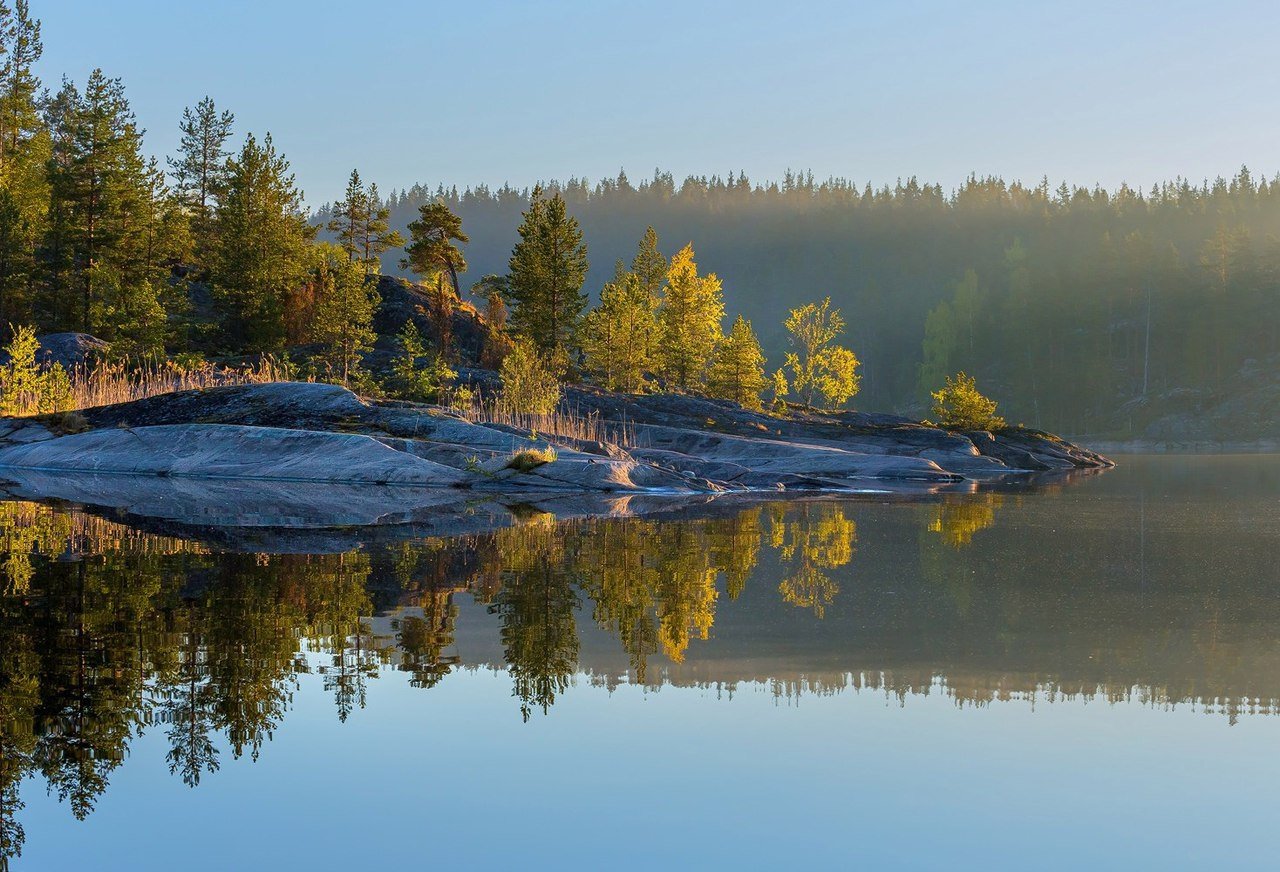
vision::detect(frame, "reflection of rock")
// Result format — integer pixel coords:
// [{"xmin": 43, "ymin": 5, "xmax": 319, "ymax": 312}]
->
[{"xmin": 0, "ymin": 382, "xmax": 1111, "ymax": 531}]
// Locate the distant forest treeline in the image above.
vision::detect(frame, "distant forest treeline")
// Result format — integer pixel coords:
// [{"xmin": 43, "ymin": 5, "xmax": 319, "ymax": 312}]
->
[{"xmin": 333, "ymin": 168, "xmax": 1280, "ymax": 434}]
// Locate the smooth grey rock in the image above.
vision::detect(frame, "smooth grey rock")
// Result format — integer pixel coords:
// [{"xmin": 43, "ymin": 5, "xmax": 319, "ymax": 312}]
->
[
  {"xmin": 0, "ymin": 423, "xmax": 472, "ymax": 485},
  {"xmin": 5, "ymin": 424, "xmax": 54, "ymax": 444}
]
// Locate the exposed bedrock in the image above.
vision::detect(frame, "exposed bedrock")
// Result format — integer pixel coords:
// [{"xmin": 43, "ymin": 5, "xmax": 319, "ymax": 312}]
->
[{"xmin": 0, "ymin": 382, "xmax": 1111, "ymax": 512}]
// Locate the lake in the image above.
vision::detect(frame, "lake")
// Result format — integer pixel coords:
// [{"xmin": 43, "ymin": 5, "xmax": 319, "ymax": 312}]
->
[{"xmin": 3, "ymin": 455, "xmax": 1278, "ymax": 870}]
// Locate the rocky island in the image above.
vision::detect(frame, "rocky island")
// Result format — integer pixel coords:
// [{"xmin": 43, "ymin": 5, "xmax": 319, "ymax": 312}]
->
[{"xmin": 0, "ymin": 379, "xmax": 1110, "ymax": 538}]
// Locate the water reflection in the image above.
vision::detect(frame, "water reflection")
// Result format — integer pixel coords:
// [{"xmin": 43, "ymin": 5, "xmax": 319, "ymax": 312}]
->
[{"xmin": 1, "ymin": 459, "xmax": 1279, "ymax": 866}]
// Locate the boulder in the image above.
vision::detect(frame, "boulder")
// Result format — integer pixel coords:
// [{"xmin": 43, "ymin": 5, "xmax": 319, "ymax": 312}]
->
[{"xmin": 0, "ymin": 332, "xmax": 110, "ymax": 371}]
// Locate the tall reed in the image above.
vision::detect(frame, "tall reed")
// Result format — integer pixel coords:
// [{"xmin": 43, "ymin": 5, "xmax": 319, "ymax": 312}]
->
[{"xmin": 67, "ymin": 356, "xmax": 296, "ymax": 412}]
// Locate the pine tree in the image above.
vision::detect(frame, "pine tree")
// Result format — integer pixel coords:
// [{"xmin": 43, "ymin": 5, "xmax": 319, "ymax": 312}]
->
[
  {"xmin": 390, "ymin": 319, "xmax": 454, "ymax": 402},
  {"xmin": 580, "ymin": 269, "xmax": 658, "ymax": 392},
  {"xmin": 212, "ymin": 133, "xmax": 312, "ymax": 350},
  {"xmin": 42, "ymin": 70, "xmax": 161, "ymax": 333},
  {"xmin": 657, "ymin": 243, "xmax": 724, "ymax": 390},
  {"xmin": 401, "ymin": 200, "xmax": 467, "ymax": 359},
  {"xmin": 310, "ymin": 251, "xmax": 378, "ymax": 387},
  {"xmin": 86, "ymin": 263, "xmax": 166, "ymax": 357},
  {"xmin": 707, "ymin": 315, "xmax": 767, "ymax": 410},
  {"xmin": 168, "ymin": 96, "xmax": 234, "ymax": 258},
  {"xmin": 39, "ymin": 78, "xmax": 79, "ymax": 327},
  {"xmin": 0, "ymin": 0, "xmax": 45, "ymax": 229},
  {"xmin": 504, "ymin": 187, "xmax": 588, "ymax": 354},
  {"xmin": 327, "ymin": 169, "xmax": 370, "ymax": 262},
  {"xmin": 401, "ymin": 200, "xmax": 467, "ymax": 292}
]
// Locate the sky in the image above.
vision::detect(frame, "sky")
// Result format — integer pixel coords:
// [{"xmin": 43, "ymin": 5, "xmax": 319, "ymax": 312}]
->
[{"xmin": 32, "ymin": 0, "xmax": 1280, "ymax": 208}]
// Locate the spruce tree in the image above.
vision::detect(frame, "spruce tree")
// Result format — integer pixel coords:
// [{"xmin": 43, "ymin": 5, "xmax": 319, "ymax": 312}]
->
[
  {"xmin": 707, "ymin": 315, "xmax": 767, "ymax": 410},
  {"xmin": 657, "ymin": 243, "xmax": 724, "ymax": 390},
  {"xmin": 504, "ymin": 187, "xmax": 588, "ymax": 354},
  {"xmin": 631, "ymin": 225, "xmax": 665, "ymax": 300},
  {"xmin": 212, "ymin": 133, "xmax": 312, "ymax": 350}
]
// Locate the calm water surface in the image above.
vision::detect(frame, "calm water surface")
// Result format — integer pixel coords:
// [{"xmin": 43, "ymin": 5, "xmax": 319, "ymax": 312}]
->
[{"xmin": 2, "ymin": 455, "xmax": 1278, "ymax": 870}]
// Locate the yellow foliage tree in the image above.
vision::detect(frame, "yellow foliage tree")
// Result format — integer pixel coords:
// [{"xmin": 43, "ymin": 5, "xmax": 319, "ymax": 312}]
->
[
  {"xmin": 657, "ymin": 244, "xmax": 724, "ymax": 390},
  {"xmin": 931, "ymin": 371, "xmax": 1006, "ymax": 431}
]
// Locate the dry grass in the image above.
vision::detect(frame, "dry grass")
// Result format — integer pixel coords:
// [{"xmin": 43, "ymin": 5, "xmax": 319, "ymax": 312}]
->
[
  {"xmin": 66, "ymin": 356, "xmax": 295, "ymax": 412},
  {"xmin": 506, "ymin": 446, "xmax": 558, "ymax": 472},
  {"xmin": 459, "ymin": 396, "xmax": 636, "ymax": 448}
]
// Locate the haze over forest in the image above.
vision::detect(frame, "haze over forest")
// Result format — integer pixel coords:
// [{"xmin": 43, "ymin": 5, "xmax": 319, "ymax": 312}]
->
[{"xmin": 324, "ymin": 168, "xmax": 1280, "ymax": 435}]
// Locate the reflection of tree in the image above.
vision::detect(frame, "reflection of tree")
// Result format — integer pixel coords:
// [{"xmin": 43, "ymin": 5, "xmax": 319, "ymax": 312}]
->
[
  {"xmin": 653, "ymin": 525, "xmax": 719, "ymax": 662},
  {"xmin": 33, "ymin": 558, "xmax": 159, "ymax": 821},
  {"xmin": 707, "ymin": 507, "xmax": 762, "ymax": 601},
  {"xmin": 576, "ymin": 519, "xmax": 660, "ymax": 680},
  {"xmin": 574, "ymin": 511, "xmax": 763, "ymax": 678},
  {"xmin": 770, "ymin": 504, "xmax": 856, "ymax": 619},
  {"xmin": 488, "ymin": 521, "xmax": 579, "ymax": 720},
  {"xmin": 928, "ymin": 494, "xmax": 1005, "ymax": 547},
  {"xmin": 1, "ymin": 503, "xmax": 73, "ymax": 595},
  {"xmin": 203, "ymin": 556, "xmax": 305, "ymax": 760},
  {"xmin": 306, "ymin": 552, "xmax": 386, "ymax": 723},
  {"xmin": 156, "ymin": 604, "xmax": 219, "ymax": 787},
  {"xmin": 396, "ymin": 589, "xmax": 460, "ymax": 689},
  {"xmin": 0, "ymin": 568, "xmax": 39, "ymax": 867}
]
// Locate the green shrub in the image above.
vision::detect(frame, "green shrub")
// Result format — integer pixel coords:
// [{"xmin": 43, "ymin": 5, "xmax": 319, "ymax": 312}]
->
[
  {"xmin": 930, "ymin": 371, "xmax": 1006, "ymax": 431},
  {"xmin": 498, "ymin": 338, "xmax": 561, "ymax": 415}
]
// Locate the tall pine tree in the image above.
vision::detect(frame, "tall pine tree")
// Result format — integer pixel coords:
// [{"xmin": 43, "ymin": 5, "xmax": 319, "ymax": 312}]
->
[
  {"xmin": 327, "ymin": 169, "xmax": 370, "ymax": 262},
  {"xmin": 330, "ymin": 171, "xmax": 403, "ymax": 271},
  {"xmin": 0, "ymin": 0, "xmax": 45, "ymax": 230},
  {"xmin": 168, "ymin": 96, "xmax": 234, "ymax": 261}
]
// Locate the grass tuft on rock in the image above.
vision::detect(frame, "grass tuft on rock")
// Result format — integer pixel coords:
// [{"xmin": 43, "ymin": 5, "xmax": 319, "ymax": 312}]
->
[{"xmin": 506, "ymin": 446, "xmax": 557, "ymax": 472}]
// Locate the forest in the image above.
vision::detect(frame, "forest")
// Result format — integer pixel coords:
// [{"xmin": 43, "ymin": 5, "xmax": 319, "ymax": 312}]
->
[
  {"xmin": 363, "ymin": 168, "xmax": 1280, "ymax": 435},
  {"xmin": 0, "ymin": 0, "xmax": 1276, "ymax": 437}
]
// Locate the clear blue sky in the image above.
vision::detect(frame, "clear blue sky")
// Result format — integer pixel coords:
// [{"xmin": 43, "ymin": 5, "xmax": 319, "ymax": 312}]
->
[{"xmin": 34, "ymin": 0, "xmax": 1280, "ymax": 208}]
